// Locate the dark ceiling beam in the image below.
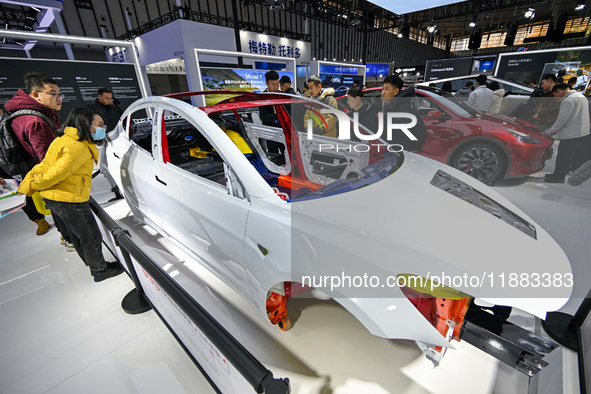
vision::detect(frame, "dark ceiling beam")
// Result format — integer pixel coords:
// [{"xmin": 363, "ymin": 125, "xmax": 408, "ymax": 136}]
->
[{"xmin": 404, "ymin": 0, "xmax": 540, "ymax": 25}]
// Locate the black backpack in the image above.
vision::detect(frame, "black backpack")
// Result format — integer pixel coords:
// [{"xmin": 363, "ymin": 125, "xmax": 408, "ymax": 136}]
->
[{"xmin": 0, "ymin": 109, "xmax": 57, "ymax": 176}]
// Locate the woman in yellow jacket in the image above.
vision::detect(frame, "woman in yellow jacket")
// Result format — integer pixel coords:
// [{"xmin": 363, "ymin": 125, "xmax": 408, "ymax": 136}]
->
[{"xmin": 18, "ymin": 107, "xmax": 124, "ymax": 282}]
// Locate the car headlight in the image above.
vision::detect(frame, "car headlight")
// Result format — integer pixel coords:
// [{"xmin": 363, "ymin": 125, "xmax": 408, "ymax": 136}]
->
[{"xmin": 507, "ymin": 129, "xmax": 541, "ymax": 144}]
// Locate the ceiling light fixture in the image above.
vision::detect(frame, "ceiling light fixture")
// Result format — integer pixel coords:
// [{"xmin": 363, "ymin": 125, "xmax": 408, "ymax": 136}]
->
[
  {"xmin": 427, "ymin": 25, "xmax": 437, "ymax": 34},
  {"xmin": 469, "ymin": 21, "xmax": 476, "ymax": 28},
  {"xmin": 398, "ymin": 32, "xmax": 403, "ymax": 38},
  {"xmin": 524, "ymin": 8, "xmax": 535, "ymax": 19},
  {"xmin": 575, "ymin": 3, "xmax": 586, "ymax": 11}
]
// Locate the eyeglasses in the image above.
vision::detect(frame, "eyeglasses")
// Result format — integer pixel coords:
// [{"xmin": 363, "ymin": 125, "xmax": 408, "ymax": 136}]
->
[{"xmin": 37, "ymin": 91, "xmax": 65, "ymax": 99}]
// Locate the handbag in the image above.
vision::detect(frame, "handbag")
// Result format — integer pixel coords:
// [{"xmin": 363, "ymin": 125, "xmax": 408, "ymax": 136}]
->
[{"xmin": 31, "ymin": 191, "xmax": 51, "ymax": 215}]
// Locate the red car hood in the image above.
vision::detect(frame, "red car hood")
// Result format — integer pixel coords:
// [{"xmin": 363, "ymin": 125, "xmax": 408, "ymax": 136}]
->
[{"xmin": 474, "ymin": 113, "xmax": 544, "ymax": 136}]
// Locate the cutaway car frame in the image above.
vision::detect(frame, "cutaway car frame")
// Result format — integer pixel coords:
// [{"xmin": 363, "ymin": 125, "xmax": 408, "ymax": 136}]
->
[{"xmin": 100, "ymin": 91, "xmax": 572, "ymax": 374}]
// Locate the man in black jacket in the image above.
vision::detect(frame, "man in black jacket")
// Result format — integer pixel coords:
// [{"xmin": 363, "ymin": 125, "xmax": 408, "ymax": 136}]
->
[
  {"xmin": 259, "ymin": 71, "xmax": 281, "ymax": 126},
  {"xmin": 346, "ymin": 86, "xmax": 379, "ymax": 133},
  {"xmin": 279, "ymin": 75, "xmax": 297, "ymax": 95},
  {"xmin": 381, "ymin": 74, "xmax": 427, "ymax": 152},
  {"xmin": 87, "ymin": 88, "xmax": 123, "ymax": 132}
]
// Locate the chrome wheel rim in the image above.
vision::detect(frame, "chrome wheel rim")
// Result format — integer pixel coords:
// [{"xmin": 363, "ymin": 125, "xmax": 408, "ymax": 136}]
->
[{"xmin": 456, "ymin": 146, "xmax": 500, "ymax": 182}]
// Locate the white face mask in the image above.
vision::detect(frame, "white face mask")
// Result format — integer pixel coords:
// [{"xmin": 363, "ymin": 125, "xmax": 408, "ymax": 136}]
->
[{"xmin": 92, "ymin": 126, "xmax": 107, "ymax": 140}]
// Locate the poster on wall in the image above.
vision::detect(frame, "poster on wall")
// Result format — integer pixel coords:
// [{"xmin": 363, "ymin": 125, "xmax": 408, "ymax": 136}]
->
[
  {"xmin": 0, "ymin": 58, "xmax": 142, "ymax": 117},
  {"xmin": 200, "ymin": 68, "xmax": 293, "ymax": 105}
]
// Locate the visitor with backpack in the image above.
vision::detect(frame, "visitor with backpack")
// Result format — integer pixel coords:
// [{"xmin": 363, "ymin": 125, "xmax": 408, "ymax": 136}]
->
[{"xmin": 3, "ymin": 72, "xmax": 61, "ymax": 236}]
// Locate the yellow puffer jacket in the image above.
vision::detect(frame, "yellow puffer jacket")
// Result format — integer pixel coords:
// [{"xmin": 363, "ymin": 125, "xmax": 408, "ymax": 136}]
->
[{"xmin": 18, "ymin": 127, "xmax": 99, "ymax": 203}]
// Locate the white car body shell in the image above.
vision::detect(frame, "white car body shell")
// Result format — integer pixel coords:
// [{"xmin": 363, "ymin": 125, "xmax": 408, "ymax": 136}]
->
[{"xmin": 101, "ymin": 96, "xmax": 572, "ymax": 349}]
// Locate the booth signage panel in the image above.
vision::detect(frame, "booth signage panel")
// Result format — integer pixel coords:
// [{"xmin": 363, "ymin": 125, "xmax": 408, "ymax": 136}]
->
[
  {"xmin": 240, "ymin": 31, "xmax": 311, "ymax": 64},
  {"xmin": 425, "ymin": 58, "xmax": 473, "ymax": 81},
  {"xmin": 495, "ymin": 52, "xmax": 559, "ymax": 84},
  {"xmin": 146, "ymin": 58, "xmax": 186, "ymax": 74},
  {"xmin": 0, "ymin": 58, "xmax": 141, "ymax": 116},
  {"xmin": 496, "ymin": 47, "xmax": 591, "ymax": 88},
  {"xmin": 131, "ymin": 256, "xmax": 254, "ymax": 394},
  {"xmin": 106, "ymin": 46, "xmax": 131, "ymax": 63}
]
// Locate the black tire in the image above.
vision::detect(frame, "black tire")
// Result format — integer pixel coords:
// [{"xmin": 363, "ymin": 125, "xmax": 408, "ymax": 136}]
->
[{"xmin": 452, "ymin": 142, "xmax": 505, "ymax": 183}]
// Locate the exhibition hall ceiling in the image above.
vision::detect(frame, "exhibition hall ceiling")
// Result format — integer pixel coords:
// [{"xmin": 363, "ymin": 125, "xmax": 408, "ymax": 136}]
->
[
  {"xmin": 0, "ymin": 0, "xmax": 589, "ymax": 51},
  {"xmin": 369, "ymin": 0, "xmax": 464, "ymax": 15}
]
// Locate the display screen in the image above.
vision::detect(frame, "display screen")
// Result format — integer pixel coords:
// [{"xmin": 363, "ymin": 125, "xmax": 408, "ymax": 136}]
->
[
  {"xmin": 318, "ymin": 64, "xmax": 361, "ymax": 75},
  {"xmin": 425, "ymin": 58, "xmax": 473, "ymax": 81},
  {"xmin": 200, "ymin": 67, "xmax": 293, "ymax": 105},
  {"xmin": 365, "ymin": 63, "xmax": 390, "ymax": 78},
  {"xmin": 0, "ymin": 57, "xmax": 142, "ymax": 120},
  {"xmin": 319, "ymin": 74, "xmax": 357, "ymax": 91},
  {"xmin": 472, "ymin": 57, "xmax": 496, "ymax": 72},
  {"xmin": 296, "ymin": 66, "xmax": 307, "ymax": 77}
]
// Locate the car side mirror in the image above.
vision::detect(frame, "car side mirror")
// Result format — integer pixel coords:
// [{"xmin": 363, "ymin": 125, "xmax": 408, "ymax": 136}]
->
[{"xmin": 427, "ymin": 110, "xmax": 443, "ymax": 118}]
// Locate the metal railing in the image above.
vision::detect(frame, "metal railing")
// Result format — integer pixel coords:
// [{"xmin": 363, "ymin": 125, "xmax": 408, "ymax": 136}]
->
[
  {"xmin": 89, "ymin": 196, "xmax": 290, "ymax": 393},
  {"xmin": 116, "ymin": 6, "xmax": 309, "ymax": 42}
]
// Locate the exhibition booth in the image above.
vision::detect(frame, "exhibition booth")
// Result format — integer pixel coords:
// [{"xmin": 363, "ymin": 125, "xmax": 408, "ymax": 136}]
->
[{"xmin": 0, "ymin": 26, "xmax": 590, "ymax": 394}]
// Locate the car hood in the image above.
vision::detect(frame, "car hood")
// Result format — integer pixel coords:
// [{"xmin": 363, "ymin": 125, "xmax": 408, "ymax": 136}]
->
[
  {"xmin": 290, "ymin": 153, "xmax": 572, "ymax": 320},
  {"xmin": 473, "ymin": 113, "xmax": 543, "ymax": 135}
]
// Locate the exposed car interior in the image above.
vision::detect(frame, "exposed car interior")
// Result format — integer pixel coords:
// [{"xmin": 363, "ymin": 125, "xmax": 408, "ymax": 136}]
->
[
  {"xmin": 129, "ymin": 117, "xmax": 153, "ymax": 153},
  {"xmin": 162, "ymin": 115, "xmax": 228, "ymax": 186}
]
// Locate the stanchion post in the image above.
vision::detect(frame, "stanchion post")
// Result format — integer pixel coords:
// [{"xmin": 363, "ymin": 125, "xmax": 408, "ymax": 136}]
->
[{"xmin": 113, "ymin": 228, "xmax": 152, "ymax": 314}]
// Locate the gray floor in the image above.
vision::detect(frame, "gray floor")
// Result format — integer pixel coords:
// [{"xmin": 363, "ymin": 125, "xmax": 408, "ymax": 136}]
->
[{"xmin": 0, "ymin": 146, "xmax": 588, "ymax": 393}]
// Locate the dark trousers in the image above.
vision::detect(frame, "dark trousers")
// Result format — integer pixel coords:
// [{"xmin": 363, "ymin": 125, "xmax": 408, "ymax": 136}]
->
[
  {"xmin": 52, "ymin": 211, "xmax": 72, "ymax": 242},
  {"xmin": 553, "ymin": 134, "xmax": 591, "ymax": 177},
  {"xmin": 21, "ymin": 195, "xmax": 44, "ymax": 221},
  {"xmin": 44, "ymin": 199, "xmax": 107, "ymax": 272}
]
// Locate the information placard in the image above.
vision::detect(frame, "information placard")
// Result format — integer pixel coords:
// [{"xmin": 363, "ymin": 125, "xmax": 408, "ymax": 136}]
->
[
  {"xmin": 425, "ymin": 58, "xmax": 473, "ymax": 81},
  {"xmin": 0, "ymin": 58, "xmax": 142, "ymax": 119}
]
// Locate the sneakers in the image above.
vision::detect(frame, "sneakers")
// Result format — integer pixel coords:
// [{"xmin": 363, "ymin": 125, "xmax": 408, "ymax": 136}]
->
[
  {"xmin": 65, "ymin": 242, "xmax": 76, "ymax": 252},
  {"xmin": 92, "ymin": 264, "xmax": 125, "ymax": 282},
  {"xmin": 60, "ymin": 235, "xmax": 66, "ymax": 245},
  {"xmin": 33, "ymin": 218, "xmax": 51, "ymax": 236}
]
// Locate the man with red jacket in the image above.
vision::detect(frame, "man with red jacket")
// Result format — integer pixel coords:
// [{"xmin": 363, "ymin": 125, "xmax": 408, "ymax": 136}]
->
[{"xmin": 4, "ymin": 72, "xmax": 62, "ymax": 235}]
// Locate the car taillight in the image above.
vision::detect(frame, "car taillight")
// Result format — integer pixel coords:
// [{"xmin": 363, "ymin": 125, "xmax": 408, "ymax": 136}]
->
[{"xmin": 398, "ymin": 274, "xmax": 471, "ymax": 361}]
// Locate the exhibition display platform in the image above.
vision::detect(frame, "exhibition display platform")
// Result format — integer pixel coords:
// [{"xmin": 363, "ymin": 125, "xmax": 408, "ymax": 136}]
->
[{"xmin": 0, "ymin": 150, "xmax": 589, "ymax": 393}]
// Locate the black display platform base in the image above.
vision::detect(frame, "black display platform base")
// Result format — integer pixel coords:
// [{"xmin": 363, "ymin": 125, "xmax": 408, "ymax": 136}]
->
[
  {"xmin": 541, "ymin": 311, "xmax": 579, "ymax": 352},
  {"xmin": 122, "ymin": 289, "xmax": 152, "ymax": 314}
]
